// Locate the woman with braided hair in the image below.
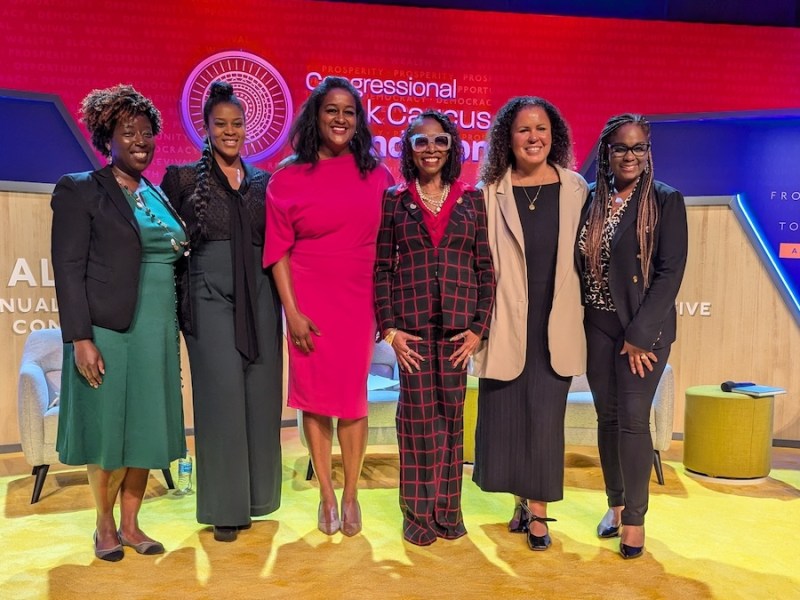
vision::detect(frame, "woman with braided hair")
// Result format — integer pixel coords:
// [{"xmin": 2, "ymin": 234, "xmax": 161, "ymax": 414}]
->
[
  {"xmin": 161, "ymin": 81, "xmax": 283, "ymax": 542},
  {"xmin": 578, "ymin": 113, "xmax": 687, "ymax": 559},
  {"xmin": 52, "ymin": 84, "xmax": 187, "ymax": 560}
]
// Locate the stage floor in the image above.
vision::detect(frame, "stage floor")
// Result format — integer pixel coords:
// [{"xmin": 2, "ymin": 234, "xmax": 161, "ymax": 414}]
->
[{"xmin": 2, "ymin": 428, "xmax": 799, "ymax": 599}]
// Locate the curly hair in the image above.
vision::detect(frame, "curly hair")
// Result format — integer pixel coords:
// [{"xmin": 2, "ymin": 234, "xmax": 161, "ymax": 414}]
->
[
  {"xmin": 399, "ymin": 110, "xmax": 463, "ymax": 185},
  {"xmin": 186, "ymin": 80, "xmax": 245, "ymax": 243},
  {"xmin": 583, "ymin": 113, "xmax": 658, "ymax": 288},
  {"xmin": 286, "ymin": 76, "xmax": 379, "ymax": 176},
  {"xmin": 479, "ymin": 96, "xmax": 573, "ymax": 184},
  {"xmin": 80, "ymin": 84, "xmax": 162, "ymax": 157}
]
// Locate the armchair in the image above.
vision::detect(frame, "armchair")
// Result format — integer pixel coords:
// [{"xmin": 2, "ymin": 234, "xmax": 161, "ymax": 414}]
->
[{"xmin": 17, "ymin": 328, "xmax": 175, "ymax": 503}]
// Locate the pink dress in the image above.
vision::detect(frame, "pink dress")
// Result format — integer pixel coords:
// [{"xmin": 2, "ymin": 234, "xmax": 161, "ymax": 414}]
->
[{"xmin": 264, "ymin": 155, "xmax": 394, "ymax": 419}]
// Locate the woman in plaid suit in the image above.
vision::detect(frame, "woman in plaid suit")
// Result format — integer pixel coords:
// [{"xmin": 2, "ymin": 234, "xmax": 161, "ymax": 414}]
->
[{"xmin": 375, "ymin": 110, "xmax": 495, "ymax": 546}]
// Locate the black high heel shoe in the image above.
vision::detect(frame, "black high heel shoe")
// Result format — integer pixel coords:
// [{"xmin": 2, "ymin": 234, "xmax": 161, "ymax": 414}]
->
[
  {"xmin": 521, "ymin": 504, "xmax": 555, "ymax": 551},
  {"xmin": 619, "ymin": 542, "xmax": 644, "ymax": 559},
  {"xmin": 508, "ymin": 498, "xmax": 530, "ymax": 533},
  {"xmin": 597, "ymin": 508, "xmax": 621, "ymax": 539},
  {"xmin": 619, "ymin": 525, "xmax": 645, "ymax": 559}
]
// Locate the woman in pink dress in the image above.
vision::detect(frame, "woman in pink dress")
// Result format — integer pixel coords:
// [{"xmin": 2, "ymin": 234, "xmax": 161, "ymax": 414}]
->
[{"xmin": 264, "ymin": 76, "xmax": 393, "ymax": 536}]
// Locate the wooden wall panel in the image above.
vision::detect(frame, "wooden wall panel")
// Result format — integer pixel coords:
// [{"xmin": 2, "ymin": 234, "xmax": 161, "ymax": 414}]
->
[
  {"xmin": 2, "ymin": 193, "xmax": 796, "ymax": 445},
  {"xmin": 672, "ymin": 205, "xmax": 800, "ymax": 441}
]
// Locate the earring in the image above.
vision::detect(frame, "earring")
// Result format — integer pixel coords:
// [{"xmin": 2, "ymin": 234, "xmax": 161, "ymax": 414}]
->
[{"xmin": 644, "ymin": 162, "xmax": 650, "ymax": 173}]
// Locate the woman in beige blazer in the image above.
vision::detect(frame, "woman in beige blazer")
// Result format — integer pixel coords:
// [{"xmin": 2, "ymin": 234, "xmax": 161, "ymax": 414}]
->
[{"xmin": 471, "ymin": 96, "xmax": 587, "ymax": 551}]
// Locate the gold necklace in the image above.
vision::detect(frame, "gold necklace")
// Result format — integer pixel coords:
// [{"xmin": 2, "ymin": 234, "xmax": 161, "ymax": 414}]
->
[
  {"xmin": 415, "ymin": 179, "xmax": 450, "ymax": 215},
  {"xmin": 521, "ymin": 185, "xmax": 543, "ymax": 211}
]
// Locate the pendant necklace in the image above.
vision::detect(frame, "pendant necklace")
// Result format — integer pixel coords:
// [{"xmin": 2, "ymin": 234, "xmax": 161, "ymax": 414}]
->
[
  {"xmin": 115, "ymin": 176, "xmax": 190, "ymax": 256},
  {"xmin": 521, "ymin": 184, "xmax": 543, "ymax": 211},
  {"xmin": 609, "ymin": 179, "xmax": 639, "ymax": 212}
]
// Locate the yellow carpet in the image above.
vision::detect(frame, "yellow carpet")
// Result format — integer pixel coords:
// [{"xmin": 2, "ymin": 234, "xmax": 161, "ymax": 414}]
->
[{"xmin": 2, "ymin": 430, "xmax": 799, "ymax": 599}]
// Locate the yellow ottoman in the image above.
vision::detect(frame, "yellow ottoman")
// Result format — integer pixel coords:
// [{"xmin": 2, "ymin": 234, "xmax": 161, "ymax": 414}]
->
[
  {"xmin": 684, "ymin": 385, "xmax": 774, "ymax": 479},
  {"xmin": 463, "ymin": 376, "xmax": 479, "ymax": 463}
]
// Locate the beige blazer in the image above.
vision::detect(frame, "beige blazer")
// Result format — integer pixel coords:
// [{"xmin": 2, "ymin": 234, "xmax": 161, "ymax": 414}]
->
[{"xmin": 472, "ymin": 165, "xmax": 587, "ymax": 380}]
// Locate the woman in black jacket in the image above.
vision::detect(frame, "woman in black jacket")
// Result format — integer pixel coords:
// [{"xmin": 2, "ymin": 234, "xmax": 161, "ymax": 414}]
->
[
  {"xmin": 578, "ymin": 113, "xmax": 688, "ymax": 559},
  {"xmin": 52, "ymin": 85, "xmax": 187, "ymax": 561}
]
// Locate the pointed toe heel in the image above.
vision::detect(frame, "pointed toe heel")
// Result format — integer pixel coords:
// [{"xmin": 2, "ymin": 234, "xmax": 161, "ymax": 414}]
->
[
  {"xmin": 340, "ymin": 499, "xmax": 362, "ymax": 537},
  {"xmin": 597, "ymin": 509, "xmax": 622, "ymax": 539},
  {"xmin": 318, "ymin": 502, "xmax": 341, "ymax": 535},
  {"xmin": 620, "ymin": 542, "xmax": 645, "ymax": 559}
]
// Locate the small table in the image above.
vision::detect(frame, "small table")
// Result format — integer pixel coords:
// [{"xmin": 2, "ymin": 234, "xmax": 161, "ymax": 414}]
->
[{"xmin": 684, "ymin": 385, "xmax": 774, "ymax": 480}]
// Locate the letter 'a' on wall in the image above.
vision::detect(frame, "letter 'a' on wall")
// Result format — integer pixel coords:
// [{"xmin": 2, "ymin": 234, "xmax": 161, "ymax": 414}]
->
[
  {"xmin": 580, "ymin": 110, "xmax": 800, "ymax": 327},
  {"xmin": 0, "ymin": 89, "xmax": 101, "ymax": 191}
]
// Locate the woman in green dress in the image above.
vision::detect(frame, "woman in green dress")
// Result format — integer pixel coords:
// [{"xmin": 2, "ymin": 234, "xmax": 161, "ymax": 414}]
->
[{"xmin": 51, "ymin": 85, "xmax": 188, "ymax": 561}]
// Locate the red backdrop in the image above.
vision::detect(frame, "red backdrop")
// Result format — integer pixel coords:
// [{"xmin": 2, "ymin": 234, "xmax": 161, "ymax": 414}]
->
[{"xmin": 2, "ymin": 0, "xmax": 800, "ymax": 183}]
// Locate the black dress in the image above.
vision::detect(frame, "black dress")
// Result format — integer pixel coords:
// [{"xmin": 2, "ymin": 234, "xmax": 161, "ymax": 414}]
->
[{"xmin": 473, "ymin": 183, "xmax": 571, "ymax": 502}]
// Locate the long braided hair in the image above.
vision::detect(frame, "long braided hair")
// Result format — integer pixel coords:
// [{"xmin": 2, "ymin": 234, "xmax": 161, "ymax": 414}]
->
[
  {"xmin": 187, "ymin": 80, "xmax": 245, "ymax": 243},
  {"xmin": 584, "ymin": 113, "xmax": 658, "ymax": 288}
]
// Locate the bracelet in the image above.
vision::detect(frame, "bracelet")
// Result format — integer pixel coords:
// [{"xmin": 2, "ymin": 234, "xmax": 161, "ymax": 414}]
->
[{"xmin": 383, "ymin": 328, "xmax": 398, "ymax": 346}]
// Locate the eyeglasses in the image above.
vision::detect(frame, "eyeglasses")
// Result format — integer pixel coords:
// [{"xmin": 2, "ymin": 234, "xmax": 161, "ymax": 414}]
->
[
  {"xmin": 409, "ymin": 133, "xmax": 452, "ymax": 152},
  {"xmin": 608, "ymin": 143, "xmax": 650, "ymax": 158}
]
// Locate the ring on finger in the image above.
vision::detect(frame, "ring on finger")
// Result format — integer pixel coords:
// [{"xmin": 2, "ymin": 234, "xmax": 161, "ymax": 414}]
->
[{"xmin": 640, "ymin": 353, "xmax": 647, "ymax": 360}]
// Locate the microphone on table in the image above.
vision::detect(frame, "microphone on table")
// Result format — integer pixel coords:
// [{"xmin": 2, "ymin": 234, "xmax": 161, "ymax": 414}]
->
[{"xmin": 720, "ymin": 381, "xmax": 756, "ymax": 392}]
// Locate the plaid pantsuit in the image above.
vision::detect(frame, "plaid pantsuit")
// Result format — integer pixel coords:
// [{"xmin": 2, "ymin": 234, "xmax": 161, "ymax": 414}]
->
[{"xmin": 375, "ymin": 182, "xmax": 495, "ymax": 545}]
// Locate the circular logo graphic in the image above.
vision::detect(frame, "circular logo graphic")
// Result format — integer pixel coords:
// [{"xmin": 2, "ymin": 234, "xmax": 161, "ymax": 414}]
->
[{"xmin": 180, "ymin": 51, "xmax": 293, "ymax": 161}]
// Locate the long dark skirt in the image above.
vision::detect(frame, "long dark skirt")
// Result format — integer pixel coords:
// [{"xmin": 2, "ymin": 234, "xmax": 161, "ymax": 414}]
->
[{"xmin": 472, "ymin": 183, "xmax": 571, "ymax": 502}]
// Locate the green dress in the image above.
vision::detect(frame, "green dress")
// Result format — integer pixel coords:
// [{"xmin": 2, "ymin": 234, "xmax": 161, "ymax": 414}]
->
[{"xmin": 57, "ymin": 186, "xmax": 187, "ymax": 470}]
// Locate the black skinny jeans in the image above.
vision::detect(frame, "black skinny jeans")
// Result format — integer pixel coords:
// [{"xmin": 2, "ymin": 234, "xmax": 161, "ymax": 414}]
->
[{"xmin": 584, "ymin": 308, "xmax": 670, "ymax": 527}]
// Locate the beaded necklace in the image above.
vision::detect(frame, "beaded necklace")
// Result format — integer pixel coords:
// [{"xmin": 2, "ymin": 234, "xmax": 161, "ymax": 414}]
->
[
  {"xmin": 115, "ymin": 177, "xmax": 190, "ymax": 256},
  {"xmin": 415, "ymin": 179, "xmax": 450, "ymax": 215}
]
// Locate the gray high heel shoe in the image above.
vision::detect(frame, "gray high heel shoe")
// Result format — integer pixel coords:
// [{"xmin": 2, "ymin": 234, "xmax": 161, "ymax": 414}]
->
[
  {"xmin": 318, "ymin": 502, "xmax": 341, "ymax": 535},
  {"xmin": 340, "ymin": 499, "xmax": 362, "ymax": 537}
]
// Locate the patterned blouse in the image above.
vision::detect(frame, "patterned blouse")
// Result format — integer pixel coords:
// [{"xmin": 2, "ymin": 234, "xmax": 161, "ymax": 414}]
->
[{"xmin": 578, "ymin": 193, "xmax": 633, "ymax": 311}]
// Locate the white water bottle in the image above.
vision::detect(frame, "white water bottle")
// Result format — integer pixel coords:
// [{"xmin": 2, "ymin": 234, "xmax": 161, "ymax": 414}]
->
[{"xmin": 175, "ymin": 454, "xmax": 193, "ymax": 495}]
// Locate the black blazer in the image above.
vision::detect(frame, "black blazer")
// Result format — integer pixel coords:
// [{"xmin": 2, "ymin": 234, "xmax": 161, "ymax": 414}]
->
[
  {"xmin": 374, "ymin": 183, "xmax": 495, "ymax": 337},
  {"xmin": 578, "ymin": 180, "xmax": 688, "ymax": 350},
  {"xmin": 51, "ymin": 166, "xmax": 187, "ymax": 342}
]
